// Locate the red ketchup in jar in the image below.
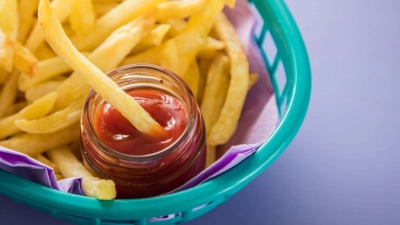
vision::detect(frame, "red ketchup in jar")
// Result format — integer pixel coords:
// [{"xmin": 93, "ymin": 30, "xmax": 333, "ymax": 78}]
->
[{"xmin": 80, "ymin": 64, "xmax": 206, "ymax": 199}]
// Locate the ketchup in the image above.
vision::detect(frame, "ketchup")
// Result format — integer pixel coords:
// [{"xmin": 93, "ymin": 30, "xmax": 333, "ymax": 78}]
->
[
  {"xmin": 80, "ymin": 64, "xmax": 206, "ymax": 199},
  {"xmin": 93, "ymin": 90, "xmax": 188, "ymax": 156}
]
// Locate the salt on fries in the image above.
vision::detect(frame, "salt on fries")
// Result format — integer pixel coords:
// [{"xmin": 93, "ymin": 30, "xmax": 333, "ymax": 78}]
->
[{"xmin": 0, "ymin": 0, "xmax": 258, "ymax": 199}]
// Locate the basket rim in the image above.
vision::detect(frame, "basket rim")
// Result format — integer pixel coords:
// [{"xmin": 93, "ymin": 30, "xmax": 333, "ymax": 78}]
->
[{"xmin": 0, "ymin": 0, "xmax": 311, "ymax": 220}]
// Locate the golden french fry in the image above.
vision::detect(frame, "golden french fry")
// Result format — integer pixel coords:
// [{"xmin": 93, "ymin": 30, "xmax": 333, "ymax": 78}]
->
[
  {"xmin": 39, "ymin": 0, "xmax": 164, "ymax": 137},
  {"xmin": 69, "ymin": 0, "xmax": 96, "ymax": 35},
  {"xmin": 160, "ymin": 18, "xmax": 187, "ymax": 37},
  {"xmin": 129, "ymin": 24, "xmax": 170, "ymax": 55},
  {"xmin": 197, "ymin": 57, "xmax": 212, "ymax": 104},
  {"xmin": 184, "ymin": 0, "xmax": 224, "ymax": 36},
  {"xmin": 3, "ymin": 101, "xmax": 27, "ymax": 117},
  {"xmin": 34, "ymin": 153, "xmax": 60, "ymax": 174},
  {"xmin": 69, "ymin": 0, "xmax": 164, "ymax": 51},
  {"xmin": 249, "ymin": 72, "xmax": 259, "ymax": 90},
  {"xmin": 0, "ymin": 0, "xmax": 18, "ymax": 40},
  {"xmin": 223, "ymin": 0, "xmax": 236, "ymax": 8},
  {"xmin": 25, "ymin": 0, "xmax": 74, "ymax": 52},
  {"xmin": 18, "ymin": 53, "xmax": 85, "ymax": 92},
  {"xmin": 93, "ymin": 1, "xmax": 120, "ymax": 18},
  {"xmin": 25, "ymin": 80, "xmax": 64, "ymax": 102},
  {"xmin": 181, "ymin": 59, "xmax": 200, "ymax": 98},
  {"xmin": 0, "ymin": 92, "xmax": 57, "ymax": 139},
  {"xmin": 53, "ymin": 17, "xmax": 155, "ymax": 111},
  {"xmin": 0, "ymin": 71, "xmax": 19, "ymax": 118},
  {"xmin": 16, "ymin": 96, "xmax": 85, "ymax": 134},
  {"xmin": 205, "ymin": 145, "xmax": 216, "ymax": 168},
  {"xmin": 208, "ymin": 13, "xmax": 250, "ymax": 145},
  {"xmin": 13, "ymin": 42, "xmax": 38, "ymax": 77},
  {"xmin": 122, "ymin": 28, "xmax": 205, "ymax": 66},
  {"xmin": 17, "ymin": 0, "xmax": 40, "ymax": 44},
  {"xmin": 0, "ymin": 67, "xmax": 8, "ymax": 84},
  {"xmin": 0, "ymin": 29, "xmax": 14, "ymax": 72},
  {"xmin": 33, "ymin": 42, "xmax": 57, "ymax": 60},
  {"xmin": 55, "ymin": 174, "xmax": 64, "ymax": 180},
  {"xmin": 156, "ymin": 0, "xmax": 208, "ymax": 21},
  {"xmin": 160, "ymin": 39, "xmax": 180, "ymax": 74},
  {"xmin": 201, "ymin": 53, "xmax": 229, "ymax": 135},
  {"xmin": 47, "ymin": 145, "xmax": 116, "ymax": 200},
  {"xmin": 0, "ymin": 123, "xmax": 80, "ymax": 157},
  {"xmin": 197, "ymin": 36, "xmax": 225, "ymax": 59}
]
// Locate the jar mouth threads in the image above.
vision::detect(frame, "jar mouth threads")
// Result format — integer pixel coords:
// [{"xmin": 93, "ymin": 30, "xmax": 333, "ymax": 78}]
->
[{"xmin": 80, "ymin": 64, "xmax": 206, "ymax": 198}]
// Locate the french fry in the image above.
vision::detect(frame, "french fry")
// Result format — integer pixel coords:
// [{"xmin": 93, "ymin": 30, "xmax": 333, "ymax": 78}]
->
[
  {"xmin": 93, "ymin": 1, "xmax": 120, "ymax": 18},
  {"xmin": 0, "ymin": 67, "xmax": 8, "ymax": 84},
  {"xmin": 205, "ymin": 145, "xmax": 216, "ymax": 168},
  {"xmin": 208, "ymin": 13, "xmax": 249, "ymax": 145},
  {"xmin": 16, "ymin": 95, "xmax": 85, "ymax": 134},
  {"xmin": 18, "ymin": 54, "xmax": 82, "ymax": 92},
  {"xmin": 0, "ymin": 71, "xmax": 19, "ymax": 118},
  {"xmin": 13, "ymin": 42, "xmax": 38, "ymax": 77},
  {"xmin": 184, "ymin": 0, "xmax": 224, "ymax": 36},
  {"xmin": 0, "ymin": 28, "xmax": 14, "ymax": 72},
  {"xmin": 3, "ymin": 101, "xmax": 27, "ymax": 117},
  {"xmin": 25, "ymin": 0, "xmax": 74, "ymax": 52},
  {"xmin": 33, "ymin": 153, "xmax": 60, "ymax": 174},
  {"xmin": 69, "ymin": 0, "xmax": 165, "ymax": 51},
  {"xmin": 160, "ymin": 18, "xmax": 187, "ymax": 37},
  {"xmin": 17, "ymin": 0, "xmax": 40, "ymax": 44},
  {"xmin": 53, "ymin": 17, "xmax": 155, "ymax": 111},
  {"xmin": 248, "ymin": 72, "xmax": 259, "ymax": 90},
  {"xmin": 197, "ymin": 57, "xmax": 213, "ymax": 104},
  {"xmin": 122, "ymin": 27, "xmax": 205, "ymax": 66},
  {"xmin": 47, "ymin": 145, "xmax": 116, "ymax": 200},
  {"xmin": 69, "ymin": 0, "xmax": 96, "ymax": 35},
  {"xmin": 55, "ymin": 174, "xmax": 64, "ymax": 180},
  {"xmin": 0, "ymin": 0, "xmax": 18, "ymax": 40},
  {"xmin": 181, "ymin": 59, "xmax": 200, "ymax": 98},
  {"xmin": 33, "ymin": 42, "xmax": 57, "ymax": 60},
  {"xmin": 0, "ymin": 123, "xmax": 80, "ymax": 157},
  {"xmin": 25, "ymin": 80, "xmax": 64, "ymax": 102},
  {"xmin": 129, "ymin": 24, "xmax": 170, "ymax": 55},
  {"xmin": 201, "ymin": 53, "xmax": 230, "ymax": 135},
  {"xmin": 39, "ymin": 0, "xmax": 165, "ymax": 137},
  {"xmin": 197, "ymin": 36, "xmax": 225, "ymax": 59},
  {"xmin": 156, "ymin": 0, "xmax": 208, "ymax": 21},
  {"xmin": 0, "ymin": 92, "xmax": 57, "ymax": 139}
]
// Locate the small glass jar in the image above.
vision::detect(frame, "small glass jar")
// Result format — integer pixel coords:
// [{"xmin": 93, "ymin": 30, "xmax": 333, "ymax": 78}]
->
[{"xmin": 80, "ymin": 64, "xmax": 206, "ymax": 199}]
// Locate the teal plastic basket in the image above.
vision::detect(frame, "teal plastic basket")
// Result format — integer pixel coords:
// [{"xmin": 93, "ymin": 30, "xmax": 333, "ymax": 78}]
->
[{"xmin": 0, "ymin": 0, "xmax": 311, "ymax": 224}]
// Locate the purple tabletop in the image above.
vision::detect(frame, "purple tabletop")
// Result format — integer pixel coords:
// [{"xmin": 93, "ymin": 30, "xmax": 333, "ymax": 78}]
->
[{"xmin": 1, "ymin": 0, "xmax": 400, "ymax": 224}]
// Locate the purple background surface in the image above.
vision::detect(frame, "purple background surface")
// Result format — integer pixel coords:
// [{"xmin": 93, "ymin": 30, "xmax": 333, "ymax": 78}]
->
[{"xmin": 1, "ymin": 0, "xmax": 400, "ymax": 224}]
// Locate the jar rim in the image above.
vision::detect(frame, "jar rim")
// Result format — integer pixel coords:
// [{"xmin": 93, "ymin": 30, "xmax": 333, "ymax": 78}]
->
[{"xmin": 82, "ymin": 64, "xmax": 199, "ymax": 161}]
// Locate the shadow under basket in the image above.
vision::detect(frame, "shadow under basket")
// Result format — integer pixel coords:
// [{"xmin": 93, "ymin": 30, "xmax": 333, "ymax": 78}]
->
[{"xmin": 0, "ymin": 0, "xmax": 311, "ymax": 224}]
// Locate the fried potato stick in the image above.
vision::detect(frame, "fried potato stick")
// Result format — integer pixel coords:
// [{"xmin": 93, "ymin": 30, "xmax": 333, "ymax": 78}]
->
[
  {"xmin": 208, "ymin": 13, "xmax": 249, "ymax": 145},
  {"xmin": 70, "ymin": 0, "xmax": 165, "ymax": 51},
  {"xmin": 16, "ymin": 95, "xmax": 85, "ymax": 134},
  {"xmin": 0, "ymin": 92, "xmax": 57, "ymax": 139},
  {"xmin": 0, "ymin": 123, "xmax": 80, "ymax": 156},
  {"xmin": 38, "ymin": 0, "xmax": 165, "ymax": 137},
  {"xmin": 47, "ymin": 145, "xmax": 116, "ymax": 200},
  {"xmin": 156, "ymin": 0, "xmax": 208, "ymax": 21}
]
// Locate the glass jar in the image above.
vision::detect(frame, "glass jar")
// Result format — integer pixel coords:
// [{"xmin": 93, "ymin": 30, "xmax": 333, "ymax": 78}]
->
[{"xmin": 80, "ymin": 64, "xmax": 206, "ymax": 199}]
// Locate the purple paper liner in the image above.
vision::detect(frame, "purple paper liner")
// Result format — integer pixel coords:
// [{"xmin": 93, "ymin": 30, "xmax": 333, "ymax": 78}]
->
[{"xmin": 0, "ymin": 0, "xmax": 278, "ymax": 200}]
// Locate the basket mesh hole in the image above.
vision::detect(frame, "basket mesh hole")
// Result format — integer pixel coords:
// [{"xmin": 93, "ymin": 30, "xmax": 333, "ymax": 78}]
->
[
  {"xmin": 275, "ymin": 61, "xmax": 287, "ymax": 99},
  {"xmin": 261, "ymin": 32, "xmax": 278, "ymax": 68}
]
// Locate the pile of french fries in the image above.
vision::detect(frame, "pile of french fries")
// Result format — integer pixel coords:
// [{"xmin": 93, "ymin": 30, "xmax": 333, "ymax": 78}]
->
[{"xmin": 0, "ymin": 0, "xmax": 258, "ymax": 200}]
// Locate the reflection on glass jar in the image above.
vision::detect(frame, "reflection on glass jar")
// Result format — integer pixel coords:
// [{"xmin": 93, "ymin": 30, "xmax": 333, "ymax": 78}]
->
[{"xmin": 80, "ymin": 64, "xmax": 206, "ymax": 199}]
